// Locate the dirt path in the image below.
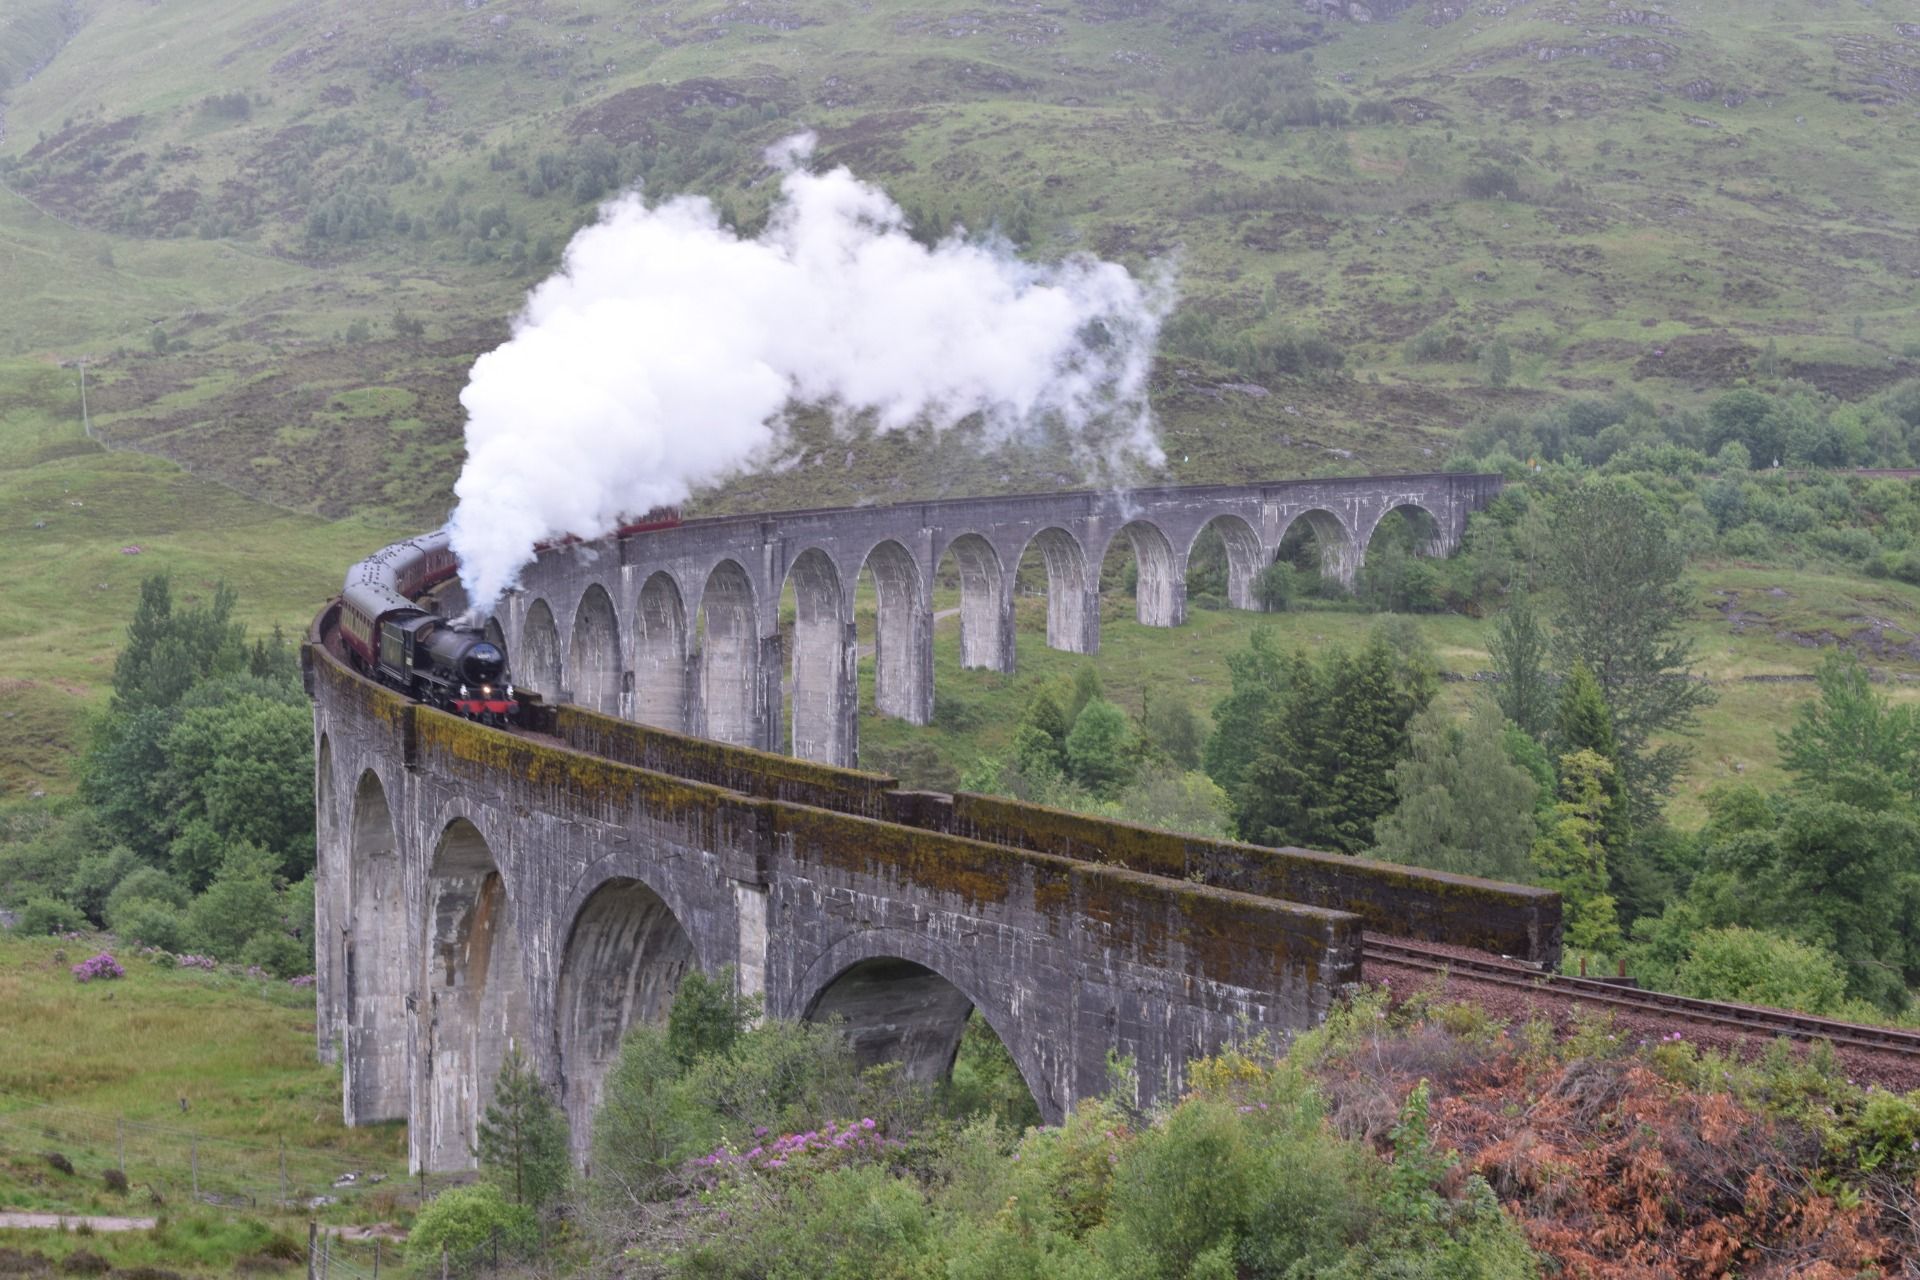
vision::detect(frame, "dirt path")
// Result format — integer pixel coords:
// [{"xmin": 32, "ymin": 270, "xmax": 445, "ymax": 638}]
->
[{"xmin": 0, "ymin": 1211, "xmax": 156, "ymax": 1232}]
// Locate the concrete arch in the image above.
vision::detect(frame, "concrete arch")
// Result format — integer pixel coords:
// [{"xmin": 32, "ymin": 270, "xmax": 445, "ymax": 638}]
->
[
  {"xmin": 699, "ymin": 559, "xmax": 760, "ymax": 747},
  {"xmin": 315, "ymin": 733, "xmax": 338, "ymax": 849},
  {"xmin": 1275, "ymin": 508, "xmax": 1360, "ymax": 589},
  {"xmin": 553, "ymin": 878, "xmax": 697, "ymax": 1157},
  {"xmin": 937, "ymin": 533, "xmax": 1011, "ymax": 672},
  {"xmin": 783, "ymin": 549, "xmax": 850, "ymax": 763},
  {"xmin": 1018, "ymin": 526, "xmax": 1096, "ymax": 655},
  {"xmin": 1362, "ymin": 502, "xmax": 1446, "ymax": 557},
  {"xmin": 520, "ymin": 599, "xmax": 562, "ymax": 698},
  {"xmin": 1100, "ymin": 520, "xmax": 1183, "ymax": 628},
  {"xmin": 345, "ymin": 769, "xmax": 409, "ymax": 1125},
  {"xmin": 568, "ymin": 584, "xmax": 622, "ymax": 717},
  {"xmin": 635, "ymin": 572, "xmax": 690, "ymax": 732},
  {"xmin": 1190, "ymin": 514, "xmax": 1265, "ymax": 611},
  {"xmin": 861, "ymin": 540, "xmax": 931, "ymax": 725},
  {"xmin": 419, "ymin": 818, "xmax": 530, "ymax": 1172},
  {"xmin": 799, "ymin": 931, "xmax": 1050, "ymax": 1121}
]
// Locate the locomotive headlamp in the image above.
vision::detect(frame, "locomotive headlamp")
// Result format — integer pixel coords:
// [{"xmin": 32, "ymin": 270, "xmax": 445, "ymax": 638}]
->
[{"xmin": 482, "ymin": 685, "xmax": 492, "ymax": 696}]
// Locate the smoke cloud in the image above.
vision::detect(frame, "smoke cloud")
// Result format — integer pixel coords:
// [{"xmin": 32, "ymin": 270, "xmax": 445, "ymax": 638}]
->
[{"xmin": 448, "ymin": 132, "xmax": 1171, "ymax": 612}]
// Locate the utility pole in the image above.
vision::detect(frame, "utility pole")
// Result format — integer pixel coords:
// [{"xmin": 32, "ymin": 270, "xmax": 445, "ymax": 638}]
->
[{"xmin": 77, "ymin": 360, "xmax": 91, "ymax": 440}]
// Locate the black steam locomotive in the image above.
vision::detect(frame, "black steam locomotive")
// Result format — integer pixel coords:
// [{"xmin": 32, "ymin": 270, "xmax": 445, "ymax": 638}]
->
[{"xmin": 338, "ymin": 531, "xmax": 520, "ymax": 724}]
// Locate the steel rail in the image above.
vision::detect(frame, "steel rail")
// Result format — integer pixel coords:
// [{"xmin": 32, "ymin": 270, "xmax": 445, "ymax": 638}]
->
[{"xmin": 1363, "ymin": 936, "xmax": 1920, "ymax": 1056}]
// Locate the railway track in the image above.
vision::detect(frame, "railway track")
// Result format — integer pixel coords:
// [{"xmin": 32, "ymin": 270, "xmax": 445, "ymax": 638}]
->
[{"xmin": 1363, "ymin": 936, "xmax": 1920, "ymax": 1058}]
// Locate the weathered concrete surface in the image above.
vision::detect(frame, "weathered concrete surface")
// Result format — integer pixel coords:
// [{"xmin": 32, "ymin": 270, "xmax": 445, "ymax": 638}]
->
[
  {"xmin": 489, "ymin": 475, "xmax": 1502, "ymax": 766},
  {"xmin": 310, "ymin": 635, "xmax": 1369, "ymax": 1170}
]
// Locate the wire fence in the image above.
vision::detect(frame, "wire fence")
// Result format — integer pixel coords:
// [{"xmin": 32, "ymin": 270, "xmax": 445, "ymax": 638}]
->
[
  {"xmin": 305, "ymin": 1224, "xmax": 515, "ymax": 1279},
  {"xmin": 304, "ymin": 1228, "xmax": 395, "ymax": 1279},
  {"xmin": 0, "ymin": 1091, "xmax": 407, "ymax": 1214}
]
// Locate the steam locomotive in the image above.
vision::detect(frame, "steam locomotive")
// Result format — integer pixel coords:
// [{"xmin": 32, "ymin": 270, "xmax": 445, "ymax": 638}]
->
[
  {"xmin": 337, "ymin": 510, "xmax": 683, "ymax": 724},
  {"xmin": 338, "ymin": 530, "xmax": 521, "ymax": 724}
]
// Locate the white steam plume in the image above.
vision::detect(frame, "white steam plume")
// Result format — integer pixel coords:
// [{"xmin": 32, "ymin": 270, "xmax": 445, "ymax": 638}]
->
[{"xmin": 448, "ymin": 132, "xmax": 1171, "ymax": 612}]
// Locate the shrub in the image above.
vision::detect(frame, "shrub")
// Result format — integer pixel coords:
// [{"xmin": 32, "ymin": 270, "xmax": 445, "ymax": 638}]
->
[
  {"xmin": 406, "ymin": 1184, "xmax": 538, "ymax": 1274},
  {"xmin": 106, "ymin": 867, "xmax": 189, "ymax": 922},
  {"xmin": 1463, "ymin": 164, "xmax": 1523, "ymax": 200},
  {"xmin": 240, "ymin": 929, "xmax": 310, "ymax": 979},
  {"xmin": 678, "ymin": 1163, "xmax": 940, "ymax": 1280},
  {"xmin": 16, "ymin": 896, "xmax": 86, "ymax": 936},
  {"xmin": 71, "ymin": 953, "xmax": 124, "ymax": 983},
  {"xmin": 1254, "ymin": 562, "xmax": 1296, "ymax": 612},
  {"xmin": 113, "ymin": 899, "xmax": 186, "ymax": 952},
  {"xmin": 1064, "ymin": 699, "xmax": 1133, "ymax": 797},
  {"xmin": 1139, "ymin": 695, "xmax": 1205, "ymax": 770},
  {"xmin": 65, "ymin": 846, "xmax": 141, "ymax": 925},
  {"xmin": 1672, "ymin": 927, "xmax": 1850, "ymax": 1014}
]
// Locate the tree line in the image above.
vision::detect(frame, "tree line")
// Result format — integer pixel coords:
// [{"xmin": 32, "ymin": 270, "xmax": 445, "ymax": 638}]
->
[{"xmin": 0, "ymin": 576, "xmax": 316, "ymax": 976}]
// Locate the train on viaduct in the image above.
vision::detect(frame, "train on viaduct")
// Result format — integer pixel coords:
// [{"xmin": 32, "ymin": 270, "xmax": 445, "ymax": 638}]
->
[{"xmin": 306, "ymin": 473, "xmax": 1560, "ymax": 1173}]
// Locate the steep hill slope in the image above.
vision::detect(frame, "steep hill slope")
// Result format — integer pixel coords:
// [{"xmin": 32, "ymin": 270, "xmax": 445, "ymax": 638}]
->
[{"xmin": 3, "ymin": 0, "xmax": 1919, "ymax": 519}]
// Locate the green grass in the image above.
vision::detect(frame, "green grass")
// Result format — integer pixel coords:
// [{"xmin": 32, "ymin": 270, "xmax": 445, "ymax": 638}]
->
[
  {"xmin": 0, "ymin": 932, "xmax": 408, "ymax": 1275},
  {"xmin": 0, "ymin": 934, "xmax": 397, "ymax": 1157}
]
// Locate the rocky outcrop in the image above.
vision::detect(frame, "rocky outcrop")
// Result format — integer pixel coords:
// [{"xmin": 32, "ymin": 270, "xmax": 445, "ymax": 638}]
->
[{"xmin": 1297, "ymin": 0, "xmax": 1421, "ymax": 23}]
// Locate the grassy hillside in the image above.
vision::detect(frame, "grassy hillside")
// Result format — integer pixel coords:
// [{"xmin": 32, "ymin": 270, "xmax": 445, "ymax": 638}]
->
[
  {"xmin": 0, "ymin": 359, "xmax": 406, "ymax": 796},
  {"xmin": 7, "ymin": 0, "xmax": 1920, "ymax": 790},
  {"xmin": 4, "ymin": 0, "xmax": 1920, "ymax": 520}
]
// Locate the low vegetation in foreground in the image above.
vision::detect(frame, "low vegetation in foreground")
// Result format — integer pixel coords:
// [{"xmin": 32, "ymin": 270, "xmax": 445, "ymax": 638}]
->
[{"xmin": 357, "ymin": 974, "xmax": 1920, "ymax": 1279}]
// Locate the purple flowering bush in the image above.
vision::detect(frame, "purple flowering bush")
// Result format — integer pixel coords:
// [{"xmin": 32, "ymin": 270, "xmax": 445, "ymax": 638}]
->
[
  {"xmin": 688, "ymin": 1118, "xmax": 901, "ymax": 1185},
  {"xmin": 177, "ymin": 954, "xmax": 218, "ymax": 971},
  {"xmin": 71, "ymin": 953, "xmax": 124, "ymax": 983}
]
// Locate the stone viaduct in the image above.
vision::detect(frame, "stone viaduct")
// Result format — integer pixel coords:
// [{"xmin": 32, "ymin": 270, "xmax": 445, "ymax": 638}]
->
[
  {"xmin": 308, "ymin": 473, "xmax": 1556, "ymax": 1175},
  {"xmin": 461, "ymin": 473, "xmax": 1504, "ymax": 767}
]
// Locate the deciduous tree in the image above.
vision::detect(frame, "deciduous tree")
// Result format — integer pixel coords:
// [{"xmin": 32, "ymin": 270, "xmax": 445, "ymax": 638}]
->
[
  {"xmin": 1486, "ymin": 592, "xmax": 1553, "ymax": 739},
  {"xmin": 1542, "ymin": 478, "xmax": 1713, "ymax": 816},
  {"xmin": 1371, "ymin": 700, "xmax": 1540, "ymax": 881}
]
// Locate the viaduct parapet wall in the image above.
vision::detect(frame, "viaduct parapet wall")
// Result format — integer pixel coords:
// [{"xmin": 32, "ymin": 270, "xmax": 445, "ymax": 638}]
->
[{"xmin": 309, "ymin": 475, "xmax": 1551, "ymax": 1176}]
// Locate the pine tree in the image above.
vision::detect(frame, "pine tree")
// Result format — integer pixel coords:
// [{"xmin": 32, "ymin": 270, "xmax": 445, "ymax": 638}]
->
[
  {"xmin": 477, "ymin": 1045, "xmax": 570, "ymax": 1210},
  {"xmin": 1232, "ymin": 633, "xmax": 1433, "ymax": 853},
  {"xmin": 1203, "ymin": 628, "xmax": 1295, "ymax": 800},
  {"xmin": 1016, "ymin": 690, "xmax": 1071, "ymax": 777},
  {"xmin": 1553, "ymin": 662, "xmax": 1630, "ymax": 857},
  {"xmin": 1067, "ymin": 666, "xmax": 1105, "ymax": 725}
]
